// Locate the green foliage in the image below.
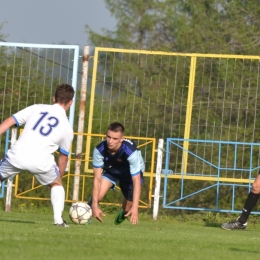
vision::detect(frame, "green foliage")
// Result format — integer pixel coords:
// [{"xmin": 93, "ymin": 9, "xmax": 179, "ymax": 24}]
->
[
  {"xmin": 0, "ymin": 22, "xmax": 7, "ymax": 41},
  {"xmin": 86, "ymin": 0, "xmax": 260, "ymax": 54},
  {"xmin": 0, "ymin": 46, "xmax": 67, "ymax": 158},
  {"xmin": 86, "ymin": 1, "xmax": 260, "ymax": 142},
  {"xmin": 83, "ymin": 1, "xmax": 260, "ymax": 213},
  {"xmin": 86, "ymin": 0, "xmax": 162, "ymax": 50},
  {"xmin": 3, "ymin": 3, "xmax": 260, "ymax": 215}
]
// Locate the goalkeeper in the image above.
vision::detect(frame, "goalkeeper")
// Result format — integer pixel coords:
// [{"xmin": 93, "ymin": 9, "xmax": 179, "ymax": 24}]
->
[{"xmin": 90, "ymin": 122, "xmax": 145, "ymax": 225}]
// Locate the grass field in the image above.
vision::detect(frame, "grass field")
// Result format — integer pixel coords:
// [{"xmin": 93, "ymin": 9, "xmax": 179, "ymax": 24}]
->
[{"xmin": 1, "ymin": 207, "xmax": 260, "ymax": 260}]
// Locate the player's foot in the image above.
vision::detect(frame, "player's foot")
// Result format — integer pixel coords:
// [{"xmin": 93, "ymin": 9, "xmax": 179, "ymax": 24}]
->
[
  {"xmin": 114, "ymin": 209, "xmax": 126, "ymax": 225},
  {"xmin": 221, "ymin": 219, "xmax": 247, "ymax": 230},
  {"xmin": 85, "ymin": 219, "xmax": 92, "ymax": 225},
  {"xmin": 54, "ymin": 219, "xmax": 69, "ymax": 228}
]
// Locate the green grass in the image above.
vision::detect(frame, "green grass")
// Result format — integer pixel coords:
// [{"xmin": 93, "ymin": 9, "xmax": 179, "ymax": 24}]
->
[{"xmin": 1, "ymin": 208, "xmax": 260, "ymax": 260}]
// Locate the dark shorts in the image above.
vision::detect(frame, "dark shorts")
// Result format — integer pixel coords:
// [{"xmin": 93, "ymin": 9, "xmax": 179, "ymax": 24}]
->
[{"xmin": 102, "ymin": 171, "xmax": 144, "ymax": 201}]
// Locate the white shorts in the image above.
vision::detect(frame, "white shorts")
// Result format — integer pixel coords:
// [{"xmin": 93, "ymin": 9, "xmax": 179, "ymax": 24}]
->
[{"xmin": 0, "ymin": 156, "xmax": 60, "ymax": 186}]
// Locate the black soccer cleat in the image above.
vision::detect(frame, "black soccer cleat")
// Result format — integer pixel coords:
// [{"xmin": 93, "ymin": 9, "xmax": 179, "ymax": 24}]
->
[
  {"xmin": 221, "ymin": 219, "xmax": 247, "ymax": 230},
  {"xmin": 54, "ymin": 219, "xmax": 69, "ymax": 228}
]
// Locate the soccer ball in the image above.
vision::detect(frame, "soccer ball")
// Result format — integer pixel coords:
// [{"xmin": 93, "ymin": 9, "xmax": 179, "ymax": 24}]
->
[{"xmin": 69, "ymin": 202, "xmax": 92, "ymax": 225}]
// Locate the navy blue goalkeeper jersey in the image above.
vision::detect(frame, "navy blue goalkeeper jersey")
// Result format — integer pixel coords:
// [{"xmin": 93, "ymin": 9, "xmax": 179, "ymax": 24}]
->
[{"xmin": 92, "ymin": 139, "xmax": 145, "ymax": 177}]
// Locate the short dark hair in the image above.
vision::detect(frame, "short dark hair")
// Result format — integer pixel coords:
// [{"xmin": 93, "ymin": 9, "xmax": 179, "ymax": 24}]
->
[
  {"xmin": 54, "ymin": 84, "xmax": 75, "ymax": 104},
  {"xmin": 107, "ymin": 122, "xmax": 125, "ymax": 134}
]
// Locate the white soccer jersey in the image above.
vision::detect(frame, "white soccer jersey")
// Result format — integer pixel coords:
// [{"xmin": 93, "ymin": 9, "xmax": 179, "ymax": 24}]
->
[{"xmin": 6, "ymin": 103, "xmax": 73, "ymax": 173}]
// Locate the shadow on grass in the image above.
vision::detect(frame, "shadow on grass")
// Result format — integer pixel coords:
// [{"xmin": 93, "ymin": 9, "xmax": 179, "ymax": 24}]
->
[
  {"xmin": 229, "ymin": 248, "xmax": 260, "ymax": 254},
  {"xmin": 0, "ymin": 218, "xmax": 35, "ymax": 224},
  {"xmin": 204, "ymin": 222, "xmax": 222, "ymax": 228}
]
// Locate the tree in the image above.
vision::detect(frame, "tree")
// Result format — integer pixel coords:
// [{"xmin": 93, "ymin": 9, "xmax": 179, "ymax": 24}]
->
[
  {"xmin": 86, "ymin": 0, "xmax": 260, "ymax": 54},
  {"xmin": 86, "ymin": 0, "xmax": 165, "ymax": 50},
  {"xmin": 85, "ymin": 0, "xmax": 260, "ymax": 140},
  {"xmin": 220, "ymin": 0, "xmax": 260, "ymax": 55},
  {"xmin": 160, "ymin": 0, "xmax": 260, "ymax": 55},
  {"xmin": 85, "ymin": 0, "xmax": 260, "ymax": 192},
  {"xmin": 0, "ymin": 22, "xmax": 7, "ymax": 42}
]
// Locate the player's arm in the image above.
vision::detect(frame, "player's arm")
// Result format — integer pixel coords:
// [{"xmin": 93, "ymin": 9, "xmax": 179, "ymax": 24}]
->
[
  {"xmin": 91, "ymin": 167, "xmax": 106, "ymax": 222},
  {"xmin": 92, "ymin": 167, "xmax": 102, "ymax": 208},
  {"xmin": 129, "ymin": 173, "xmax": 141, "ymax": 224},
  {"xmin": 91, "ymin": 148, "xmax": 105, "ymax": 222},
  {"xmin": 125, "ymin": 150, "xmax": 142, "ymax": 224},
  {"xmin": 57, "ymin": 129, "xmax": 73, "ymax": 178},
  {"xmin": 0, "ymin": 117, "xmax": 16, "ymax": 135},
  {"xmin": 92, "ymin": 147, "xmax": 104, "ymax": 208},
  {"xmin": 132, "ymin": 174, "xmax": 141, "ymax": 209},
  {"xmin": 57, "ymin": 153, "xmax": 69, "ymax": 178},
  {"xmin": 51, "ymin": 134, "xmax": 72, "ymax": 187}
]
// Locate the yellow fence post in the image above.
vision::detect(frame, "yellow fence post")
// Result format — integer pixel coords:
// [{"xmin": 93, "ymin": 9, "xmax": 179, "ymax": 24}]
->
[{"xmin": 182, "ymin": 56, "xmax": 197, "ymax": 175}]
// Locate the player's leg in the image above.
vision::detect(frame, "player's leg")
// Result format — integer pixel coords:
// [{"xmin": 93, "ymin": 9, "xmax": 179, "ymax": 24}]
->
[
  {"xmin": 49, "ymin": 178, "xmax": 67, "ymax": 227},
  {"xmin": 222, "ymin": 173, "xmax": 260, "ymax": 230},
  {"xmin": 98, "ymin": 177, "xmax": 114, "ymax": 200},
  {"xmin": 88, "ymin": 172, "xmax": 116, "ymax": 207},
  {"xmin": 114, "ymin": 200, "xmax": 130, "ymax": 225},
  {"xmin": 238, "ymin": 174, "xmax": 260, "ymax": 223},
  {"xmin": 34, "ymin": 164, "xmax": 68, "ymax": 227},
  {"xmin": 115, "ymin": 172, "xmax": 143, "ymax": 225},
  {"xmin": 122, "ymin": 197, "xmax": 132, "ymax": 212},
  {"xmin": 89, "ymin": 173, "xmax": 115, "ymax": 222},
  {"xmin": 0, "ymin": 157, "xmax": 20, "ymax": 187}
]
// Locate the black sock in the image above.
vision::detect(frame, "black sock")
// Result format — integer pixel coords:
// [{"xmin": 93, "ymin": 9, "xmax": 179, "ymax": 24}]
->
[
  {"xmin": 238, "ymin": 192, "xmax": 260, "ymax": 224},
  {"xmin": 88, "ymin": 197, "xmax": 92, "ymax": 207}
]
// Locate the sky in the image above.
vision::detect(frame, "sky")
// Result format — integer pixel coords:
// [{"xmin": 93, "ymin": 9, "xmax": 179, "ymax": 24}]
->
[{"xmin": 0, "ymin": 0, "xmax": 116, "ymax": 49}]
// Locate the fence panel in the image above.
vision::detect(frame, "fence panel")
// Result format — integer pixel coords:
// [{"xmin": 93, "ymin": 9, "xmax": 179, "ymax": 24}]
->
[
  {"xmin": 0, "ymin": 42, "xmax": 79, "ymax": 201},
  {"xmin": 13, "ymin": 132, "xmax": 156, "ymax": 209},
  {"xmin": 3, "ymin": 45, "xmax": 260, "ymax": 214},
  {"xmin": 163, "ymin": 138, "xmax": 260, "ymax": 214}
]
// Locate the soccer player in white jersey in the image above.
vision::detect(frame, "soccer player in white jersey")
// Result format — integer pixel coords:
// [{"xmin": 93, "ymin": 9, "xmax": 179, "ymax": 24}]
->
[
  {"xmin": 90, "ymin": 122, "xmax": 145, "ymax": 225},
  {"xmin": 0, "ymin": 84, "xmax": 75, "ymax": 227}
]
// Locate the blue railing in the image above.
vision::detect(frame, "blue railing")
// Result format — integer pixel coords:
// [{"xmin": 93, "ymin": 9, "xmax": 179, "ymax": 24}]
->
[{"xmin": 162, "ymin": 138, "xmax": 260, "ymax": 214}]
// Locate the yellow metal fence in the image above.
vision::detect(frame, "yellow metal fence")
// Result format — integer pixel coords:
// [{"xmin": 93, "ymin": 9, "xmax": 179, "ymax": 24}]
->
[{"xmin": 13, "ymin": 133, "xmax": 156, "ymax": 209}]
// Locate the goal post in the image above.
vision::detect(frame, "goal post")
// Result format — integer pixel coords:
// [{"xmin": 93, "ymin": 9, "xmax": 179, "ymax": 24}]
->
[{"xmin": 153, "ymin": 138, "xmax": 164, "ymax": 220}]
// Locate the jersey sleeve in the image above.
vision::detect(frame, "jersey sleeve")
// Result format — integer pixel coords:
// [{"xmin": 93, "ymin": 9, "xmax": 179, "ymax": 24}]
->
[
  {"xmin": 92, "ymin": 147, "xmax": 104, "ymax": 168},
  {"xmin": 58, "ymin": 129, "xmax": 73, "ymax": 156},
  {"xmin": 127, "ymin": 150, "xmax": 144, "ymax": 176},
  {"xmin": 12, "ymin": 104, "xmax": 38, "ymax": 127}
]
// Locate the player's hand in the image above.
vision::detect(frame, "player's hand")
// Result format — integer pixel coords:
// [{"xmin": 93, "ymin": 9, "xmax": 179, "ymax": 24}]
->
[
  {"xmin": 125, "ymin": 207, "xmax": 139, "ymax": 225},
  {"xmin": 92, "ymin": 207, "xmax": 106, "ymax": 222}
]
